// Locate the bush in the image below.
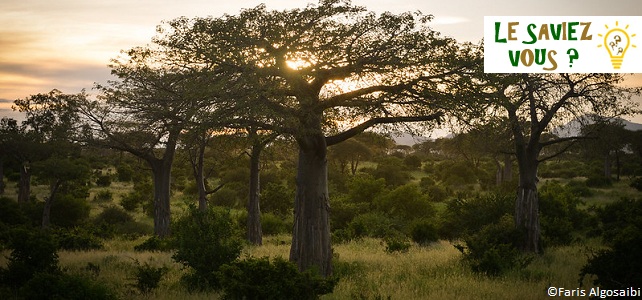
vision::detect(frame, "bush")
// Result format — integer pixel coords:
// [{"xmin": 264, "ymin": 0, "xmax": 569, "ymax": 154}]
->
[
  {"xmin": 0, "ymin": 196, "xmax": 28, "ymax": 226},
  {"xmin": 374, "ymin": 184, "xmax": 434, "ymax": 220},
  {"xmin": 95, "ymin": 174, "xmax": 112, "ymax": 187},
  {"xmin": 580, "ymin": 198, "xmax": 642, "ymax": 291},
  {"xmin": 53, "ymin": 228, "xmax": 103, "ymax": 251},
  {"xmin": 261, "ymin": 182, "xmax": 295, "ymax": 216},
  {"xmin": 120, "ymin": 180, "xmax": 153, "ymax": 214},
  {"xmin": 172, "ymin": 205, "xmax": 243, "ymax": 291},
  {"xmin": 134, "ymin": 236, "xmax": 174, "ymax": 252},
  {"xmin": 539, "ymin": 182, "xmax": 592, "ymax": 246},
  {"xmin": 261, "ymin": 212, "xmax": 291, "ymax": 235},
  {"xmin": 20, "ymin": 272, "xmax": 116, "ymax": 300},
  {"xmin": 369, "ymin": 157, "xmax": 411, "ymax": 187},
  {"xmin": 439, "ymin": 193, "xmax": 513, "ymax": 240},
  {"xmin": 408, "ymin": 219, "xmax": 439, "ymax": 246},
  {"xmin": 132, "ymin": 260, "xmax": 168, "ymax": 295},
  {"xmin": 218, "ymin": 256, "xmax": 336, "ymax": 300},
  {"xmin": 116, "ymin": 163, "xmax": 134, "ymax": 182},
  {"xmin": 50, "ymin": 195, "xmax": 91, "ymax": 228},
  {"xmin": 94, "ymin": 206, "xmax": 134, "ymax": 225},
  {"xmin": 1, "ymin": 228, "xmax": 59, "ymax": 287},
  {"xmin": 347, "ymin": 212, "xmax": 401, "ymax": 240},
  {"xmin": 455, "ymin": 214, "xmax": 531, "ymax": 276},
  {"xmin": 384, "ymin": 236, "xmax": 412, "ymax": 253},
  {"xmin": 565, "ymin": 180, "xmax": 593, "ymax": 197},
  {"xmin": 585, "ymin": 176, "xmax": 613, "ymax": 188},
  {"xmin": 630, "ymin": 177, "xmax": 642, "ymax": 191},
  {"xmin": 93, "ymin": 190, "xmax": 113, "ymax": 202}
]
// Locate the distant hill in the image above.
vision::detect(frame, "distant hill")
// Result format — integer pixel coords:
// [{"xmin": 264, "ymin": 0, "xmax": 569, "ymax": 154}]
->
[{"xmin": 553, "ymin": 116, "xmax": 642, "ymax": 137}]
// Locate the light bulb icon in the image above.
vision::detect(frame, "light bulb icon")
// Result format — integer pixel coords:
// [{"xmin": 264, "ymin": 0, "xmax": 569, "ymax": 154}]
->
[{"xmin": 598, "ymin": 22, "xmax": 637, "ymax": 69}]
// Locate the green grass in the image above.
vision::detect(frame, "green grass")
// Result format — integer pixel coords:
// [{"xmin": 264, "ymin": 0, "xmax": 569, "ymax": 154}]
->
[{"xmin": 2, "ymin": 235, "xmax": 592, "ymax": 300}]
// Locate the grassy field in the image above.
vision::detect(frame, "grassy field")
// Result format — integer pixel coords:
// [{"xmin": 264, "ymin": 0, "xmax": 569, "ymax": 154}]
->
[{"xmin": 0, "ymin": 234, "xmax": 600, "ymax": 299}]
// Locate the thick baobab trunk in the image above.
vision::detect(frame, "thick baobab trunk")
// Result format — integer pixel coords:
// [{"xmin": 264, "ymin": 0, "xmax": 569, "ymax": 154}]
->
[
  {"xmin": 18, "ymin": 162, "xmax": 31, "ymax": 204},
  {"xmin": 290, "ymin": 134, "xmax": 332, "ymax": 277},
  {"xmin": 247, "ymin": 143, "xmax": 263, "ymax": 245},
  {"xmin": 515, "ymin": 157, "xmax": 540, "ymax": 253},
  {"xmin": 150, "ymin": 159, "xmax": 173, "ymax": 238}
]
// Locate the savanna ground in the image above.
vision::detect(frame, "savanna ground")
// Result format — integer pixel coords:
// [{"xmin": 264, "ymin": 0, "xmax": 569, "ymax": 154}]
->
[{"xmin": 2, "ymin": 176, "xmax": 638, "ymax": 299}]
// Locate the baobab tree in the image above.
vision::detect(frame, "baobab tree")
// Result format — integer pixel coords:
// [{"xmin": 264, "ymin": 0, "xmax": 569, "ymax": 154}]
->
[{"xmin": 154, "ymin": 0, "xmax": 480, "ymax": 276}]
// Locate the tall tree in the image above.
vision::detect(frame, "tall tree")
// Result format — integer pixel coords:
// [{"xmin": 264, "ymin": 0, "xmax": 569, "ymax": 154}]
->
[
  {"xmin": 154, "ymin": 0, "xmax": 480, "ymax": 276},
  {"xmin": 480, "ymin": 73, "xmax": 639, "ymax": 253},
  {"xmin": 79, "ymin": 45, "xmax": 226, "ymax": 237}
]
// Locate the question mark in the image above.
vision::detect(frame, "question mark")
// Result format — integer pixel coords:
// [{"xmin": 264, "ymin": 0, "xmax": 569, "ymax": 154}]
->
[{"xmin": 567, "ymin": 48, "xmax": 579, "ymax": 68}]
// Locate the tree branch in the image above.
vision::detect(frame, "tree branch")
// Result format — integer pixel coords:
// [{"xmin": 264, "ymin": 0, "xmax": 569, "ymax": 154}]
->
[{"xmin": 325, "ymin": 112, "xmax": 442, "ymax": 146}]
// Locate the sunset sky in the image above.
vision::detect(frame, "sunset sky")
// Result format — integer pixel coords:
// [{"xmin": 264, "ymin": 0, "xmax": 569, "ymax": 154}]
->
[{"xmin": 1, "ymin": 0, "xmax": 641, "ymax": 122}]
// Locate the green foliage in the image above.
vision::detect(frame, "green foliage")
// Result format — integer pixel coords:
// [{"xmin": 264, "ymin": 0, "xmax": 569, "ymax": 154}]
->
[
  {"xmin": 116, "ymin": 163, "xmax": 134, "ymax": 182},
  {"xmin": 580, "ymin": 198, "xmax": 642, "ymax": 291},
  {"xmin": 439, "ymin": 193, "xmax": 513, "ymax": 240},
  {"xmin": 630, "ymin": 177, "xmax": 642, "ymax": 191},
  {"xmin": 384, "ymin": 236, "xmax": 412, "ymax": 254},
  {"xmin": 538, "ymin": 160, "xmax": 586, "ymax": 179},
  {"xmin": 1, "ymin": 228, "xmax": 60, "ymax": 287},
  {"xmin": 132, "ymin": 260, "xmax": 168, "ymax": 295},
  {"xmin": 20, "ymin": 272, "xmax": 116, "ymax": 300},
  {"xmin": 261, "ymin": 182, "xmax": 294, "ymax": 216},
  {"xmin": 369, "ymin": 157, "xmax": 411, "ymax": 187},
  {"xmin": 53, "ymin": 227, "xmax": 103, "ymax": 251},
  {"xmin": 374, "ymin": 184, "xmax": 434, "ymax": 220},
  {"xmin": 403, "ymin": 155, "xmax": 422, "ymax": 170},
  {"xmin": 408, "ymin": 218, "xmax": 439, "ymax": 246},
  {"xmin": 50, "ymin": 194, "xmax": 91, "ymax": 228},
  {"xmin": 120, "ymin": 180, "xmax": 153, "ymax": 214},
  {"xmin": 434, "ymin": 160, "xmax": 478, "ymax": 186},
  {"xmin": 348, "ymin": 212, "xmax": 400, "ymax": 240},
  {"xmin": 455, "ymin": 215, "xmax": 530, "ymax": 276},
  {"xmin": 565, "ymin": 180, "xmax": 593, "ymax": 197},
  {"xmin": 261, "ymin": 212, "xmax": 292, "ymax": 235},
  {"xmin": 0, "ymin": 196, "xmax": 28, "ymax": 226},
  {"xmin": 93, "ymin": 189, "xmax": 113, "ymax": 202},
  {"xmin": 539, "ymin": 182, "xmax": 592, "ymax": 246},
  {"xmin": 172, "ymin": 205, "xmax": 243, "ymax": 291},
  {"xmin": 585, "ymin": 176, "xmax": 613, "ymax": 188},
  {"xmin": 95, "ymin": 174, "xmax": 112, "ymax": 187},
  {"xmin": 134, "ymin": 236, "xmax": 175, "ymax": 252},
  {"xmin": 218, "ymin": 256, "xmax": 336, "ymax": 300},
  {"xmin": 211, "ymin": 187, "xmax": 242, "ymax": 208},
  {"xmin": 94, "ymin": 205, "xmax": 134, "ymax": 225},
  {"xmin": 93, "ymin": 205, "xmax": 151, "ymax": 238}
]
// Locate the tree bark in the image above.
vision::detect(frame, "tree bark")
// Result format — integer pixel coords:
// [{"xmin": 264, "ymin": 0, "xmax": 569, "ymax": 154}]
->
[
  {"xmin": 247, "ymin": 142, "xmax": 263, "ymax": 245},
  {"xmin": 195, "ymin": 142, "xmax": 208, "ymax": 211},
  {"xmin": 604, "ymin": 151, "xmax": 612, "ymax": 178},
  {"xmin": 503, "ymin": 153, "xmax": 513, "ymax": 182},
  {"xmin": 18, "ymin": 162, "xmax": 31, "ymax": 204},
  {"xmin": 290, "ymin": 134, "xmax": 332, "ymax": 277},
  {"xmin": 41, "ymin": 180, "xmax": 61, "ymax": 229},
  {"xmin": 515, "ymin": 155, "xmax": 540, "ymax": 253}
]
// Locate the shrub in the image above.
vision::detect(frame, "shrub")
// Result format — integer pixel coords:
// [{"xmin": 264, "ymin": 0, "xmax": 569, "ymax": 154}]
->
[
  {"xmin": 408, "ymin": 219, "xmax": 439, "ymax": 246},
  {"xmin": 172, "ymin": 205, "xmax": 243, "ymax": 291},
  {"xmin": 539, "ymin": 182, "xmax": 592, "ymax": 246},
  {"xmin": 369, "ymin": 157, "xmax": 411, "ymax": 187},
  {"xmin": 120, "ymin": 180, "xmax": 153, "ymax": 214},
  {"xmin": 116, "ymin": 163, "xmax": 134, "ymax": 182},
  {"xmin": 93, "ymin": 190, "xmax": 113, "ymax": 202},
  {"xmin": 1, "ymin": 228, "xmax": 59, "ymax": 287},
  {"xmin": 403, "ymin": 155, "xmax": 422, "ymax": 170},
  {"xmin": 565, "ymin": 180, "xmax": 593, "ymax": 197},
  {"xmin": 374, "ymin": 184, "xmax": 434, "ymax": 220},
  {"xmin": 439, "ymin": 193, "xmax": 513, "ymax": 240},
  {"xmin": 580, "ymin": 198, "xmax": 642, "ymax": 291},
  {"xmin": 132, "ymin": 260, "xmax": 168, "ymax": 295},
  {"xmin": 348, "ymin": 212, "xmax": 400, "ymax": 240},
  {"xmin": 585, "ymin": 176, "xmax": 613, "ymax": 188},
  {"xmin": 134, "ymin": 236, "xmax": 174, "ymax": 252},
  {"xmin": 95, "ymin": 174, "xmax": 112, "ymax": 187},
  {"xmin": 455, "ymin": 215, "xmax": 530, "ymax": 276},
  {"xmin": 630, "ymin": 177, "xmax": 642, "ymax": 191},
  {"xmin": 261, "ymin": 182, "xmax": 295, "ymax": 216},
  {"xmin": 261, "ymin": 212, "xmax": 291, "ymax": 235},
  {"xmin": 50, "ymin": 195, "xmax": 91, "ymax": 228},
  {"xmin": 21, "ymin": 272, "xmax": 116, "ymax": 300},
  {"xmin": 210, "ymin": 187, "xmax": 241, "ymax": 208},
  {"xmin": 218, "ymin": 256, "xmax": 336, "ymax": 300},
  {"xmin": 384, "ymin": 236, "xmax": 412, "ymax": 253},
  {"xmin": 95, "ymin": 206, "xmax": 134, "ymax": 225},
  {"xmin": 0, "ymin": 196, "xmax": 28, "ymax": 226},
  {"xmin": 53, "ymin": 228, "xmax": 103, "ymax": 251}
]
